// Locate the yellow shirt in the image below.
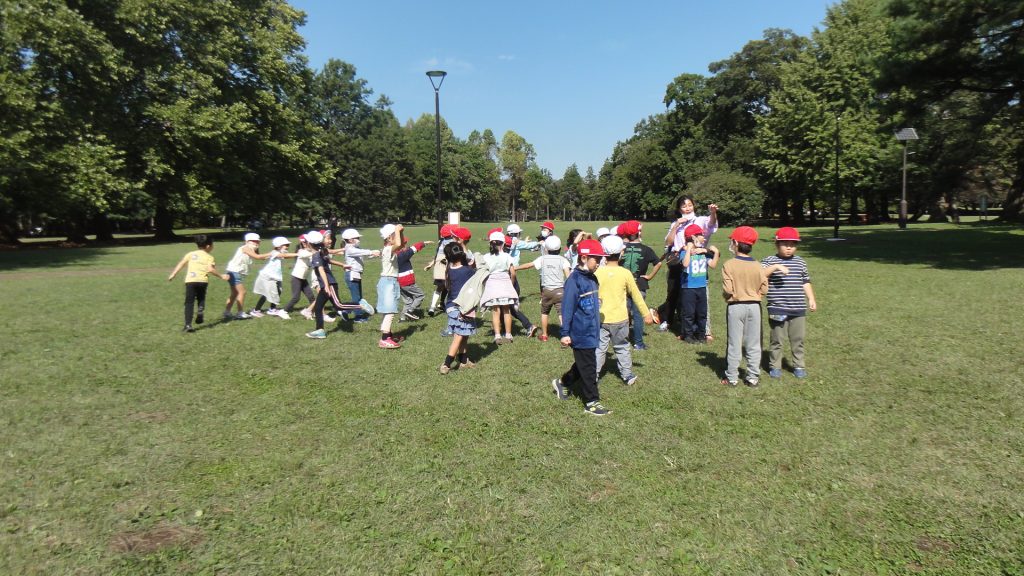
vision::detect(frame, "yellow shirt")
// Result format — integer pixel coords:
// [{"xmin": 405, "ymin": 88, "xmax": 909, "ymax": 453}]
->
[
  {"xmin": 595, "ymin": 265, "xmax": 649, "ymax": 324},
  {"xmin": 185, "ymin": 250, "xmax": 215, "ymax": 283}
]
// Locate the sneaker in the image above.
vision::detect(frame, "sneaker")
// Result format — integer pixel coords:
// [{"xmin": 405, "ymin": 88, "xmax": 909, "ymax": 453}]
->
[
  {"xmin": 439, "ymin": 364, "xmax": 450, "ymax": 375},
  {"xmin": 353, "ymin": 317, "xmax": 370, "ymax": 324},
  {"xmin": 300, "ymin": 308, "xmax": 313, "ymax": 320},
  {"xmin": 195, "ymin": 313, "xmax": 204, "ymax": 325},
  {"xmin": 403, "ymin": 311, "xmax": 421, "ymax": 321},
  {"xmin": 721, "ymin": 378, "xmax": 738, "ymax": 387},
  {"xmin": 538, "ymin": 334, "xmax": 549, "ymax": 342},
  {"xmin": 427, "ymin": 308, "xmax": 437, "ymax": 317},
  {"xmin": 460, "ymin": 359, "xmax": 476, "ymax": 369},
  {"xmin": 768, "ymin": 368, "xmax": 782, "ymax": 379},
  {"xmin": 494, "ymin": 336, "xmax": 504, "ymax": 345},
  {"xmin": 552, "ymin": 378, "xmax": 568, "ymax": 400},
  {"xmin": 793, "ymin": 368, "xmax": 808, "ymax": 379},
  {"xmin": 223, "ymin": 311, "xmax": 233, "ymax": 321},
  {"xmin": 249, "ymin": 309, "xmax": 264, "ymax": 318},
  {"xmin": 625, "ymin": 375, "xmax": 638, "ymax": 386},
  {"xmin": 305, "ymin": 329, "xmax": 326, "ymax": 339},
  {"xmin": 657, "ymin": 321, "xmax": 669, "ymax": 332},
  {"xmin": 323, "ymin": 314, "xmax": 336, "ymax": 323},
  {"xmin": 525, "ymin": 325, "xmax": 537, "ymax": 339},
  {"xmin": 392, "ymin": 334, "xmax": 406, "ymax": 343},
  {"xmin": 504, "ymin": 335, "xmax": 513, "ymax": 344},
  {"xmin": 235, "ymin": 312, "xmax": 251, "ymax": 320},
  {"xmin": 584, "ymin": 401, "xmax": 611, "ymax": 416},
  {"xmin": 633, "ymin": 343, "xmax": 647, "ymax": 350},
  {"xmin": 745, "ymin": 378, "xmax": 760, "ymax": 388},
  {"xmin": 276, "ymin": 310, "xmax": 291, "ymax": 320},
  {"xmin": 440, "ymin": 328, "xmax": 453, "ymax": 337},
  {"xmin": 265, "ymin": 308, "xmax": 280, "ymax": 317},
  {"xmin": 359, "ymin": 299, "xmax": 376, "ymax": 316},
  {"xmin": 183, "ymin": 325, "xmax": 195, "ymax": 333},
  {"xmin": 378, "ymin": 337, "xmax": 402, "ymax": 349}
]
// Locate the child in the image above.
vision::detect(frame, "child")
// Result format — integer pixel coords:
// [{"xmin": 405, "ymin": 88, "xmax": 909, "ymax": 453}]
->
[
  {"xmin": 282, "ymin": 234, "xmax": 317, "ymax": 318},
  {"xmin": 661, "ymin": 196, "xmax": 719, "ymax": 335},
  {"xmin": 538, "ymin": 220, "xmax": 555, "ymax": 241},
  {"xmin": 594, "ymin": 235, "xmax": 655, "ymax": 387},
  {"xmin": 761, "ymin": 227, "xmax": 817, "ymax": 379},
  {"xmin": 505, "ymin": 225, "xmax": 539, "ymax": 338},
  {"xmin": 223, "ymin": 233, "xmax": 274, "ymax": 320},
  {"xmin": 515, "ymin": 235, "xmax": 571, "ymax": 341},
  {"xmin": 341, "ymin": 228, "xmax": 380, "ymax": 322},
  {"xmin": 425, "ymin": 224, "xmax": 456, "ymax": 317},
  {"xmin": 376, "ymin": 223, "xmax": 405, "ymax": 349},
  {"xmin": 304, "ymin": 231, "xmax": 374, "ymax": 339},
  {"xmin": 167, "ymin": 234, "xmax": 229, "ymax": 332},
  {"xmin": 438, "ymin": 243, "xmax": 478, "ymax": 374},
  {"xmin": 396, "ymin": 237, "xmax": 433, "ymax": 320},
  {"xmin": 480, "ymin": 230, "xmax": 519, "ymax": 344},
  {"xmin": 551, "ymin": 239, "xmax": 612, "ymax": 416},
  {"xmin": 720, "ymin": 226, "xmax": 787, "ymax": 386},
  {"xmin": 679, "ymin": 224, "xmax": 720, "ymax": 343},
  {"xmin": 619, "ymin": 220, "xmax": 663, "ymax": 350},
  {"xmin": 251, "ymin": 236, "xmax": 297, "ymax": 319}
]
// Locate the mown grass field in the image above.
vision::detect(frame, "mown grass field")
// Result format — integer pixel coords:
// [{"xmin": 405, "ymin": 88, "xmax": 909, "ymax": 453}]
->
[{"xmin": 1, "ymin": 221, "xmax": 1022, "ymax": 575}]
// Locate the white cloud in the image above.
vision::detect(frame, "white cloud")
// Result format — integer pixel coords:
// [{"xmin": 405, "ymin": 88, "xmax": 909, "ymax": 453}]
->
[
  {"xmin": 421, "ymin": 56, "xmax": 474, "ymax": 74},
  {"xmin": 497, "ymin": 54, "xmax": 516, "ymax": 61}
]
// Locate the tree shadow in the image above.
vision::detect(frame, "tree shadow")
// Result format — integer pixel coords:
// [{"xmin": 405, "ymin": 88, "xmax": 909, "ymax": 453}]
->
[
  {"xmin": 0, "ymin": 245, "xmax": 109, "ymax": 272},
  {"xmin": 795, "ymin": 225, "xmax": 1024, "ymax": 270}
]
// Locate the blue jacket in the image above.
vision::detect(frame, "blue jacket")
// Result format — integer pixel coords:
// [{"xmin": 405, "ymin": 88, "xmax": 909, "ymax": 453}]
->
[{"xmin": 560, "ymin": 266, "xmax": 601, "ymax": 348}]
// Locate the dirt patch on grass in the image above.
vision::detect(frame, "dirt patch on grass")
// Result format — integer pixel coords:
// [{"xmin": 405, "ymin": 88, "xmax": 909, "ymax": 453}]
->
[
  {"xmin": 110, "ymin": 522, "xmax": 202, "ymax": 554},
  {"xmin": 588, "ymin": 482, "xmax": 618, "ymax": 502},
  {"xmin": 915, "ymin": 536, "xmax": 956, "ymax": 553},
  {"xmin": 128, "ymin": 411, "xmax": 170, "ymax": 423}
]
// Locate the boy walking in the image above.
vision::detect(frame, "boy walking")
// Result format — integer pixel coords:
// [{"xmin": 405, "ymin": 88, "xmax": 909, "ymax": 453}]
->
[
  {"xmin": 397, "ymin": 238, "xmax": 433, "ymax": 320},
  {"xmin": 594, "ymin": 235, "xmax": 656, "ymax": 387},
  {"xmin": 619, "ymin": 220, "xmax": 662, "ymax": 350},
  {"xmin": 168, "ymin": 235, "xmax": 229, "ymax": 332},
  {"xmin": 762, "ymin": 227, "xmax": 817, "ymax": 379},
  {"xmin": 720, "ymin": 227, "xmax": 786, "ymax": 387}
]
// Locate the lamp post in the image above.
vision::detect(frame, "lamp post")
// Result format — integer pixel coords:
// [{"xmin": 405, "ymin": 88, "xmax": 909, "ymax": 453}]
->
[
  {"xmin": 894, "ymin": 128, "xmax": 918, "ymax": 230},
  {"xmin": 426, "ymin": 70, "xmax": 447, "ymax": 231},
  {"xmin": 832, "ymin": 111, "xmax": 841, "ymax": 240}
]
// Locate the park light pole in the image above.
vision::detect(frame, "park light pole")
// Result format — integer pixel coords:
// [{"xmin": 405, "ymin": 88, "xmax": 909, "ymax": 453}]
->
[
  {"xmin": 426, "ymin": 70, "xmax": 447, "ymax": 232},
  {"xmin": 894, "ymin": 128, "xmax": 919, "ymax": 230},
  {"xmin": 831, "ymin": 111, "xmax": 842, "ymax": 240}
]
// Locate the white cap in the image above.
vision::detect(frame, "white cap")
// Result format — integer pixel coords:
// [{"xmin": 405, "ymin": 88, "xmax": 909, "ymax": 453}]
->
[
  {"xmin": 507, "ymin": 223, "xmax": 522, "ymax": 234},
  {"xmin": 595, "ymin": 227, "xmax": 610, "ymax": 238},
  {"xmin": 244, "ymin": 232, "xmax": 261, "ymax": 243},
  {"xmin": 379, "ymin": 224, "xmax": 397, "ymax": 239},
  {"xmin": 610, "ymin": 225, "xmax": 620, "ymax": 236},
  {"xmin": 272, "ymin": 236, "xmax": 289, "ymax": 248},
  {"xmin": 488, "ymin": 230, "xmax": 505, "ymax": 242},
  {"xmin": 341, "ymin": 228, "xmax": 361, "ymax": 240},
  {"xmin": 544, "ymin": 235, "xmax": 561, "ymax": 252},
  {"xmin": 305, "ymin": 230, "xmax": 324, "ymax": 245},
  {"xmin": 600, "ymin": 235, "xmax": 624, "ymax": 256}
]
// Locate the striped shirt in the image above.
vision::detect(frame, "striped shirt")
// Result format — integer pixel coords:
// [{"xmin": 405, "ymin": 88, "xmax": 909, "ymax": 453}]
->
[{"xmin": 761, "ymin": 254, "xmax": 811, "ymax": 316}]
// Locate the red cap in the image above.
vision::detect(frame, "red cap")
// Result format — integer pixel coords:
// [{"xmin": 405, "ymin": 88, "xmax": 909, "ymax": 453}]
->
[
  {"xmin": 774, "ymin": 227, "xmax": 801, "ymax": 242},
  {"xmin": 453, "ymin": 227, "xmax": 472, "ymax": 242},
  {"xmin": 319, "ymin": 229, "xmax": 330, "ymax": 237},
  {"xmin": 684, "ymin": 224, "xmax": 704, "ymax": 239},
  {"xmin": 298, "ymin": 234, "xmax": 307, "ymax": 242},
  {"xmin": 729, "ymin": 226, "xmax": 759, "ymax": 245},
  {"xmin": 620, "ymin": 220, "xmax": 642, "ymax": 236},
  {"xmin": 576, "ymin": 238, "xmax": 607, "ymax": 258},
  {"xmin": 504, "ymin": 235, "xmax": 513, "ymax": 247},
  {"xmin": 541, "ymin": 221, "xmax": 555, "ymax": 231},
  {"xmin": 439, "ymin": 224, "xmax": 455, "ymax": 238},
  {"xmin": 487, "ymin": 227, "xmax": 503, "ymax": 238}
]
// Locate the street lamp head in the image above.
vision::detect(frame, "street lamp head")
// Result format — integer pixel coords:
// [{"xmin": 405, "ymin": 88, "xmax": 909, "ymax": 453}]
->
[
  {"xmin": 895, "ymin": 128, "xmax": 919, "ymax": 141},
  {"xmin": 426, "ymin": 70, "xmax": 447, "ymax": 91}
]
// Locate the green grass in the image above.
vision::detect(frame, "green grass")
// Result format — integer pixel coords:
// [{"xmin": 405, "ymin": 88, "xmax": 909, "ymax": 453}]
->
[{"xmin": 1, "ymin": 221, "xmax": 1022, "ymax": 575}]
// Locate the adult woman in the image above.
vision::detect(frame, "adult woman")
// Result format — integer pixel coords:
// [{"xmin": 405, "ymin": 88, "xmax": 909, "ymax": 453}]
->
[{"xmin": 659, "ymin": 195, "xmax": 718, "ymax": 335}]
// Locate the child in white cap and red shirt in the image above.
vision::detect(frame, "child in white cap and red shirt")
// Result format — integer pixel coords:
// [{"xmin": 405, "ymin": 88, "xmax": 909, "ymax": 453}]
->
[{"xmin": 761, "ymin": 227, "xmax": 817, "ymax": 379}]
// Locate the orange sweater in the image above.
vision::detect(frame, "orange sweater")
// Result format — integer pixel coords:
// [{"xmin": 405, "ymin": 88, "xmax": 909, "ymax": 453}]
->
[{"xmin": 721, "ymin": 255, "xmax": 768, "ymax": 303}]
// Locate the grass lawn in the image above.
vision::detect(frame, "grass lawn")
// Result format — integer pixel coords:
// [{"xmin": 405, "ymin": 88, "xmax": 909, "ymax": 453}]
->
[{"xmin": 1, "ymin": 221, "xmax": 1022, "ymax": 575}]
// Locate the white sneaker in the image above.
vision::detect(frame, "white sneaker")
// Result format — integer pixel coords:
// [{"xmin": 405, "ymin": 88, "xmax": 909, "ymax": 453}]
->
[
  {"xmin": 265, "ymin": 308, "xmax": 279, "ymax": 317},
  {"xmin": 276, "ymin": 310, "xmax": 290, "ymax": 320},
  {"xmin": 323, "ymin": 314, "xmax": 336, "ymax": 323},
  {"xmin": 300, "ymin": 308, "xmax": 313, "ymax": 320},
  {"xmin": 657, "ymin": 321, "xmax": 669, "ymax": 332},
  {"xmin": 235, "ymin": 312, "xmax": 251, "ymax": 320},
  {"xmin": 249, "ymin": 309, "xmax": 264, "ymax": 318}
]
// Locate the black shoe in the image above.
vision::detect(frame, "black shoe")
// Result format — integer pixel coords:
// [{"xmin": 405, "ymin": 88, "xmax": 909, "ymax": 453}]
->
[
  {"xmin": 183, "ymin": 325, "xmax": 195, "ymax": 333},
  {"xmin": 195, "ymin": 313, "xmax": 204, "ymax": 325}
]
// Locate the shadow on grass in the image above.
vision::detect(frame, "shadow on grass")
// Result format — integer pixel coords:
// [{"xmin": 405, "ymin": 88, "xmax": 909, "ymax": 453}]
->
[
  {"xmin": 796, "ymin": 225, "xmax": 1024, "ymax": 270},
  {"xmin": 695, "ymin": 350, "xmax": 727, "ymax": 379}
]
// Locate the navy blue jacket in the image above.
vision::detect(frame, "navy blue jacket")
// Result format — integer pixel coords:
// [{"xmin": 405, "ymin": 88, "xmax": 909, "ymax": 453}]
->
[{"xmin": 560, "ymin": 266, "xmax": 601, "ymax": 348}]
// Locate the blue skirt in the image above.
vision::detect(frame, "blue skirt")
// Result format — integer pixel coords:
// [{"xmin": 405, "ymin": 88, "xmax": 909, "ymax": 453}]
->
[
  {"xmin": 446, "ymin": 306, "xmax": 477, "ymax": 336},
  {"xmin": 376, "ymin": 276, "xmax": 400, "ymax": 314}
]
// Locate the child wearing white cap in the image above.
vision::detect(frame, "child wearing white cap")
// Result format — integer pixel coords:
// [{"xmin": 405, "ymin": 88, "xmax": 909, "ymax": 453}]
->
[
  {"xmin": 594, "ymin": 235, "xmax": 655, "ymax": 387},
  {"xmin": 480, "ymin": 230, "xmax": 520, "ymax": 344},
  {"xmin": 514, "ymin": 235, "xmax": 571, "ymax": 341},
  {"xmin": 377, "ymin": 224, "xmax": 405, "ymax": 348},
  {"xmin": 251, "ymin": 236, "xmax": 297, "ymax": 318},
  {"xmin": 223, "ymin": 233, "xmax": 275, "ymax": 320},
  {"xmin": 341, "ymin": 228, "xmax": 380, "ymax": 323}
]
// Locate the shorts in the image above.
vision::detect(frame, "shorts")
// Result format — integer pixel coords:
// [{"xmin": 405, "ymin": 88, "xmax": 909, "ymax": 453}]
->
[
  {"xmin": 540, "ymin": 287, "xmax": 564, "ymax": 315},
  {"xmin": 227, "ymin": 272, "xmax": 245, "ymax": 286}
]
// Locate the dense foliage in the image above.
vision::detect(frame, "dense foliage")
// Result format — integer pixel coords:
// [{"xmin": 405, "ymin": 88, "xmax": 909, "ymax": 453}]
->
[{"xmin": 1, "ymin": 0, "xmax": 1020, "ymax": 242}]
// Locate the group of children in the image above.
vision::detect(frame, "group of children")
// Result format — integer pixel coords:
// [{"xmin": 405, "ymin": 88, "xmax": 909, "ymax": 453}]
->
[{"xmin": 169, "ymin": 218, "xmax": 817, "ymax": 416}]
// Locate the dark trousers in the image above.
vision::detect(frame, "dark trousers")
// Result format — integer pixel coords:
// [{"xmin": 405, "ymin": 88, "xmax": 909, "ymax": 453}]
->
[
  {"xmin": 283, "ymin": 276, "xmax": 314, "ymax": 312},
  {"xmin": 627, "ymin": 290, "xmax": 647, "ymax": 345},
  {"xmin": 680, "ymin": 287, "xmax": 708, "ymax": 340},
  {"xmin": 313, "ymin": 283, "xmax": 336, "ymax": 330},
  {"xmin": 511, "ymin": 277, "xmax": 533, "ymax": 330},
  {"xmin": 562, "ymin": 347, "xmax": 599, "ymax": 404},
  {"xmin": 658, "ymin": 263, "xmax": 683, "ymax": 329},
  {"xmin": 184, "ymin": 282, "xmax": 208, "ymax": 326}
]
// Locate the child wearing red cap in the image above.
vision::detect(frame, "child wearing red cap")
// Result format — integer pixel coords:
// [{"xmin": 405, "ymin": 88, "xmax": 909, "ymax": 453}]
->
[
  {"xmin": 619, "ymin": 221, "xmax": 663, "ymax": 350},
  {"xmin": 679, "ymin": 224, "xmax": 720, "ymax": 344},
  {"xmin": 720, "ymin": 227, "xmax": 787, "ymax": 387},
  {"xmin": 425, "ymin": 224, "xmax": 457, "ymax": 320},
  {"xmin": 761, "ymin": 227, "xmax": 817, "ymax": 379}
]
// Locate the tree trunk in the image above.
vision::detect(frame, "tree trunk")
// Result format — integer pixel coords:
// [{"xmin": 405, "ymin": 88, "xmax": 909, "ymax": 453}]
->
[
  {"xmin": 153, "ymin": 190, "xmax": 177, "ymax": 241},
  {"xmin": 999, "ymin": 148, "xmax": 1024, "ymax": 222},
  {"xmin": 94, "ymin": 213, "xmax": 115, "ymax": 242},
  {"xmin": 848, "ymin": 190, "xmax": 859, "ymax": 224}
]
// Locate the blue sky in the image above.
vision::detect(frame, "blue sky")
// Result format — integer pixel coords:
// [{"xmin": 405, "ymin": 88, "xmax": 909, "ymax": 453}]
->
[{"xmin": 291, "ymin": 0, "xmax": 833, "ymax": 176}]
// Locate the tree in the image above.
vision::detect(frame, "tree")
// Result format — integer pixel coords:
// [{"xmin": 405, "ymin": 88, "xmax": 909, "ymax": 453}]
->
[
  {"xmin": 498, "ymin": 131, "xmax": 535, "ymax": 221},
  {"xmin": 689, "ymin": 171, "xmax": 764, "ymax": 224}
]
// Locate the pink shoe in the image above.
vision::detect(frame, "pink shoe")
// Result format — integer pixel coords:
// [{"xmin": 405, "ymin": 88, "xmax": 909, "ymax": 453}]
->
[{"xmin": 378, "ymin": 337, "xmax": 402, "ymax": 349}]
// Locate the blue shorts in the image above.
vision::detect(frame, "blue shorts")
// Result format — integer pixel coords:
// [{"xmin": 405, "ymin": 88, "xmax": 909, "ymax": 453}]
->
[{"xmin": 227, "ymin": 272, "xmax": 245, "ymax": 286}]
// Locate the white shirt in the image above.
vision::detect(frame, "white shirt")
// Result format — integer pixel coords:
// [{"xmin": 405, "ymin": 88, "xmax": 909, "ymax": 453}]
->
[{"xmin": 291, "ymin": 248, "xmax": 314, "ymax": 279}]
